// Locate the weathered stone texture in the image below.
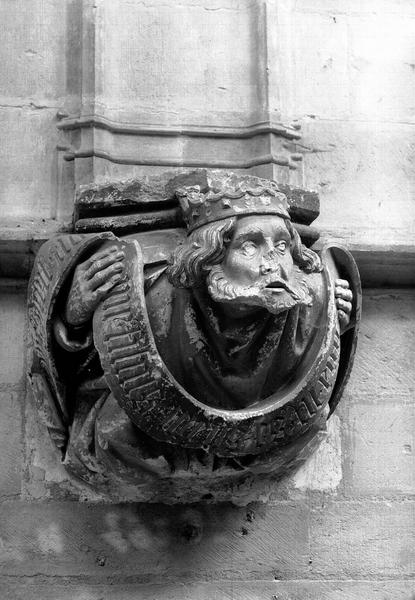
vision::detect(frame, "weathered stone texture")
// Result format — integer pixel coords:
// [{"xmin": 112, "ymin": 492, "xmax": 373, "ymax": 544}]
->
[
  {"xmin": 0, "ymin": 502, "xmax": 310, "ymax": 579},
  {"xmin": 343, "ymin": 291, "xmax": 415, "ymax": 399},
  {"xmin": 0, "ymin": 498, "xmax": 414, "ymax": 589},
  {"xmin": 287, "ymin": 3, "xmax": 415, "ymax": 122},
  {"xmin": 0, "ymin": 291, "xmax": 25, "ymax": 500},
  {"xmin": 0, "ymin": 292, "xmax": 26, "ymax": 386},
  {"xmin": 0, "ymin": 0, "xmax": 68, "ymax": 102},
  {"xmin": 0, "ymin": 110, "xmax": 62, "ymax": 220},
  {"xmin": 302, "ymin": 120, "xmax": 415, "ymax": 245},
  {"xmin": 310, "ymin": 501, "xmax": 415, "ymax": 578},
  {"xmin": 1, "ymin": 578, "xmax": 415, "ymax": 600},
  {"xmin": 0, "ymin": 0, "xmax": 70, "ymax": 221},
  {"xmin": 341, "ymin": 402, "xmax": 415, "ymax": 496},
  {"xmin": 279, "ymin": 0, "xmax": 415, "ymax": 254},
  {"xmin": 0, "ymin": 392, "xmax": 23, "ymax": 499},
  {"xmin": 98, "ymin": 0, "xmax": 264, "ymax": 126}
]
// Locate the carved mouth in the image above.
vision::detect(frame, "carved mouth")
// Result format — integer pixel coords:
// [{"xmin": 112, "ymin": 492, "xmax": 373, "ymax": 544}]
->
[{"xmin": 264, "ymin": 280, "xmax": 289, "ymax": 293}]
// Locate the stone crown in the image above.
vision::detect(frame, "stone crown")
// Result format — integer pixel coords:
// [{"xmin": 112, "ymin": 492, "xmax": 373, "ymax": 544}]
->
[{"xmin": 175, "ymin": 181, "xmax": 290, "ymax": 234}]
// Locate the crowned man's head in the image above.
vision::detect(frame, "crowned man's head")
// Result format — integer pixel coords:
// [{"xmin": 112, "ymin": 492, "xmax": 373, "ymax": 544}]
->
[{"xmin": 167, "ymin": 175, "xmax": 322, "ymax": 315}]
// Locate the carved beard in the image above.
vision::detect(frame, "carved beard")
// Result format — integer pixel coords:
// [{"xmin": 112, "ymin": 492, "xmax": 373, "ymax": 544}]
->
[{"xmin": 206, "ymin": 263, "xmax": 312, "ymax": 315}]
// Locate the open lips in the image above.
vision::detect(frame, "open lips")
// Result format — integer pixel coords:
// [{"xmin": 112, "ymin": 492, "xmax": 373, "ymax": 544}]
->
[{"xmin": 264, "ymin": 279, "xmax": 290, "ymax": 292}]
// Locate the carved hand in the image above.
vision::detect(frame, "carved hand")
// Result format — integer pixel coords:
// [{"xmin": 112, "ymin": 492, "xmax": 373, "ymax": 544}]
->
[
  {"xmin": 64, "ymin": 245, "xmax": 125, "ymax": 327},
  {"xmin": 335, "ymin": 278, "xmax": 353, "ymax": 333}
]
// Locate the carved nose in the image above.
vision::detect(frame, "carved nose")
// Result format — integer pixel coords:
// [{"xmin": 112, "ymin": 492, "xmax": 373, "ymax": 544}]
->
[
  {"xmin": 260, "ymin": 262, "xmax": 273, "ymax": 275},
  {"xmin": 260, "ymin": 256, "xmax": 279, "ymax": 276}
]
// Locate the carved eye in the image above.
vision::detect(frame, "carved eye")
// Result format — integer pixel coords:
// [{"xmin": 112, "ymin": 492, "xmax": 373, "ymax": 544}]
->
[
  {"xmin": 275, "ymin": 241, "xmax": 287, "ymax": 253},
  {"xmin": 240, "ymin": 240, "xmax": 258, "ymax": 257}
]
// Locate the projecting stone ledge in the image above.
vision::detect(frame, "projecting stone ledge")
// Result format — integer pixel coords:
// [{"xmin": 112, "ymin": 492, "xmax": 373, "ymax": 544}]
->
[{"xmin": 1, "ymin": 219, "xmax": 413, "ymax": 286}]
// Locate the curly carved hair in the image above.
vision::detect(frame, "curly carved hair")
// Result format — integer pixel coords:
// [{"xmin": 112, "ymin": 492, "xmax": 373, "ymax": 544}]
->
[{"xmin": 167, "ymin": 217, "xmax": 321, "ymax": 288}]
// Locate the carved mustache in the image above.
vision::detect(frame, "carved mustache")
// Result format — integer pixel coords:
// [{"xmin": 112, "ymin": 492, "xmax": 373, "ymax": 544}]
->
[
  {"xmin": 264, "ymin": 279, "xmax": 290, "ymax": 291},
  {"xmin": 207, "ymin": 264, "xmax": 312, "ymax": 310},
  {"xmin": 262, "ymin": 278, "xmax": 301, "ymax": 300},
  {"xmin": 261, "ymin": 271, "xmax": 306, "ymax": 302}
]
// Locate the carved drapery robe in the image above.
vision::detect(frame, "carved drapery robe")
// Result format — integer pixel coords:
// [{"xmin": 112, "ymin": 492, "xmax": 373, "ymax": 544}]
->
[{"xmin": 146, "ymin": 275, "xmax": 328, "ymax": 410}]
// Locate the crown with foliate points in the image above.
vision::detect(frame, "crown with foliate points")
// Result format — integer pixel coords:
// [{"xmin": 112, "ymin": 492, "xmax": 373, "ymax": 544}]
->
[{"xmin": 175, "ymin": 180, "xmax": 290, "ymax": 234}]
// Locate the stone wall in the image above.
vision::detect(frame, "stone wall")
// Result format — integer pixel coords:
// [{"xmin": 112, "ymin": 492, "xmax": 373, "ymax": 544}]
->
[
  {"xmin": 1, "ymin": 285, "xmax": 414, "ymax": 598},
  {"xmin": 0, "ymin": 0, "xmax": 414, "ymax": 598}
]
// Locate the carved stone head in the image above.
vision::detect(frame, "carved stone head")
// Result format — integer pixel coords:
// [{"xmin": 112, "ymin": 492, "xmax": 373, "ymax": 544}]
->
[{"xmin": 167, "ymin": 180, "xmax": 322, "ymax": 314}]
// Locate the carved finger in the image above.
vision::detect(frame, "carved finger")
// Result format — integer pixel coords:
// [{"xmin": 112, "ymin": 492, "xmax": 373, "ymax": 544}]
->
[
  {"xmin": 94, "ymin": 273, "xmax": 123, "ymax": 297},
  {"xmin": 335, "ymin": 278, "xmax": 350, "ymax": 289},
  {"xmin": 89, "ymin": 262, "xmax": 124, "ymax": 290},
  {"xmin": 85, "ymin": 251, "xmax": 124, "ymax": 279},
  {"xmin": 344, "ymin": 301, "xmax": 352, "ymax": 314},
  {"xmin": 336, "ymin": 298, "xmax": 352, "ymax": 314},
  {"xmin": 82, "ymin": 246, "xmax": 119, "ymax": 271},
  {"xmin": 337, "ymin": 309, "xmax": 349, "ymax": 325},
  {"xmin": 335, "ymin": 286, "xmax": 353, "ymax": 301}
]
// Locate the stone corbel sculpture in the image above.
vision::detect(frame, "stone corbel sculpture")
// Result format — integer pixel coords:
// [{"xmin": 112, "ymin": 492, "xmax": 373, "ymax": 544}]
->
[{"xmin": 28, "ymin": 171, "xmax": 361, "ymax": 503}]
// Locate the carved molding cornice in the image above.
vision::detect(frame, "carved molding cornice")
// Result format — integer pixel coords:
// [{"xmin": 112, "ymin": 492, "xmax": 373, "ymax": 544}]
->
[
  {"xmin": 57, "ymin": 115, "xmax": 302, "ymax": 141},
  {"xmin": 62, "ymin": 148, "xmax": 301, "ymax": 170},
  {"xmin": 58, "ymin": 116, "xmax": 303, "ymax": 170}
]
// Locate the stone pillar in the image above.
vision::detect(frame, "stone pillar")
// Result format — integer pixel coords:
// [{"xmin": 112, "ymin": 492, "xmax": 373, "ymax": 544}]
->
[{"xmin": 56, "ymin": 0, "xmax": 304, "ymax": 222}]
